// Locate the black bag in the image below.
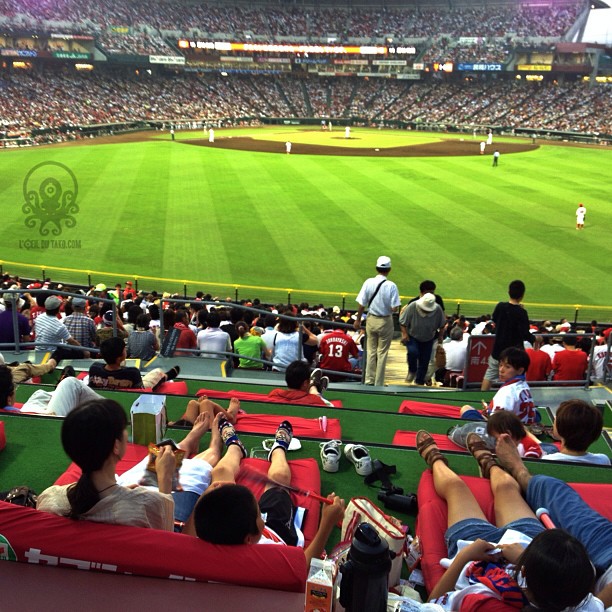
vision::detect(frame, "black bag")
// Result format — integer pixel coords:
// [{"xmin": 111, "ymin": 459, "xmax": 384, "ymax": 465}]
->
[{"xmin": 0, "ymin": 486, "xmax": 38, "ymax": 508}]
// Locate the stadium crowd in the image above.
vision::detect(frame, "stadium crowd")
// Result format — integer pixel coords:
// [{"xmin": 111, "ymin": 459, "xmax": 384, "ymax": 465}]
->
[
  {"xmin": 0, "ymin": 0, "xmax": 583, "ymax": 41},
  {"xmin": 1, "ymin": 70, "xmax": 611, "ymax": 139},
  {"xmin": 96, "ymin": 33, "xmax": 176, "ymax": 56},
  {"xmin": 1, "ymin": 274, "xmax": 610, "ymax": 387},
  {"xmin": 422, "ymin": 38, "xmax": 514, "ymax": 65}
]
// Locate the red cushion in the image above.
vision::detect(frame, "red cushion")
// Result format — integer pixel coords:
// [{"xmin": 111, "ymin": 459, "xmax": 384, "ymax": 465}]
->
[
  {"xmin": 415, "ymin": 471, "xmax": 612, "ymax": 592},
  {"xmin": 392, "ymin": 431, "xmax": 464, "ymax": 452},
  {"xmin": 399, "ymin": 401, "xmax": 461, "ymax": 418},
  {"xmin": 55, "ymin": 444, "xmax": 148, "ymax": 486},
  {"xmin": 54, "ymin": 446, "xmax": 321, "ymax": 546},
  {"xmin": 0, "ymin": 501, "xmax": 306, "ymax": 591},
  {"xmin": 0, "ymin": 421, "xmax": 5, "ymax": 451},
  {"xmin": 197, "ymin": 387, "xmax": 342, "ymax": 408},
  {"xmin": 235, "ymin": 413, "xmax": 341, "ymax": 440}
]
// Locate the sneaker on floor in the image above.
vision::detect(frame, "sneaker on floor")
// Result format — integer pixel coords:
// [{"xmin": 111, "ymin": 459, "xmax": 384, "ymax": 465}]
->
[
  {"xmin": 344, "ymin": 443, "xmax": 373, "ymax": 476},
  {"xmin": 320, "ymin": 440, "xmax": 342, "ymax": 473},
  {"xmin": 405, "ymin": 373, "xmax": 416, "ymax": 384},
  {"xmin": 267, "ymin": 420, "xmax": 293, "ymax": 461}
]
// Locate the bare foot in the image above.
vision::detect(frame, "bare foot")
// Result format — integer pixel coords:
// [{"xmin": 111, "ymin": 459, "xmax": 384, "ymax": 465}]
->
[
  {"xmin": 495, "ymin": 434, "xmax": 531, "ymax": 492},
  {"xmin": 226, "ymin": 397, "xmax": 240, "ymax": 424},
  {"xmin": 209, "ymin": 413, "xmax": 222, "ymax": 454},
  {"xmin": 177, "ymin": 411, "xmax": 211, "ymax": 456},
  {"xmin": 192, "ymin": 411, "xmax": 211, "ymax": 434}
]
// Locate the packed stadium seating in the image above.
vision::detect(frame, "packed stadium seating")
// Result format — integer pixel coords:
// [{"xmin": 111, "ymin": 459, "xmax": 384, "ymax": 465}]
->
[
  {"xmin": 1, "ymin": 70, "xmax": 611, "ymax": 139},
  {"xmin": 2, "ymin": 0, "xmax": 610, "ymax": 142},
  {"xmin": 0, "ymin": 0, "xmax": 583, "ymax": 40}
]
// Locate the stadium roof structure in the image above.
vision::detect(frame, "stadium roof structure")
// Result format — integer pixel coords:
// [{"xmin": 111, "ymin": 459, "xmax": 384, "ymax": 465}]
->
[{"xmin": 187, "ymin": 0, "xmax": 582, "ymax": 8}]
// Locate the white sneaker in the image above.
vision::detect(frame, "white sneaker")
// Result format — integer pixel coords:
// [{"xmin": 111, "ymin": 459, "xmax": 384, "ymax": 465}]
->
[
  {"xmin": 320, "ymin": 440, "xmax": 342, "ymax": 473},
  {"xmin": 344, "ymin": 443, "xmax": 373, "ymax": 476}
]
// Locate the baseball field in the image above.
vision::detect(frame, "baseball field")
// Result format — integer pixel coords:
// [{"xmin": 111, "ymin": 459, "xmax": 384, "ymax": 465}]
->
[{"xmin": 1, "ymin": 126, "xmax": 610, "ymax": 317}]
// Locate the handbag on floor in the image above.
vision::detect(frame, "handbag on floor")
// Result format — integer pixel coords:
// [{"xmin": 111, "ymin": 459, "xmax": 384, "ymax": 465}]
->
[{"xmin": 339, "ymin": 496, "xmax": 408, "ymax": 587}]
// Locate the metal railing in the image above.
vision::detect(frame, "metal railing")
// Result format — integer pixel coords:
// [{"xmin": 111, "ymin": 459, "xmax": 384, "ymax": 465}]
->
[
  {"xmin": 2, "ymin": 260, "xmax": 612, "ymax": 323},
  {"xmin": 158, "ymin": 298, "xmax": 363, "ymax": 381},
  {"xmin": 0, "ymin": 289, "xmax": 119, "ymax": 356}
]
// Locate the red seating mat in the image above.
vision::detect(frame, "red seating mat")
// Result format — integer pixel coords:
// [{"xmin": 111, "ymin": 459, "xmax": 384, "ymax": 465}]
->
[
  {"xmin": 399, "ymin": 400, "xmax": 462, "ymax": 418},
  {"xmin": 392, "ymin": 431, "xmax": 464, "ymax": 452},
  {"xmin": 54, "ymin": 446, "xmax": 321, "ymax": 545},
  {"xmin": 234, "ymin": 413, "xmax": 341, "ymax": 440},
  {"xmin": 416, "ymin": 470, "xmax": 612, "ymax": 592},
  {"xmin": 0, "ymin": 499, "xmax": 307, "ymax": 591},
  {"xmin": 197, "ymin": 387, "xmax": 342, "ymax": 407}
]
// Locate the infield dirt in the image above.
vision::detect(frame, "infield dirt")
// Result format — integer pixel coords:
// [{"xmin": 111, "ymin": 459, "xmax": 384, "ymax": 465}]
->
[
  {"xmin": 181, "ymin": 136, "xmax": 538, "ymax": 157},
  {"xmin": 49, "ymin": 130, "xmax": 538, "ymax": 157}
]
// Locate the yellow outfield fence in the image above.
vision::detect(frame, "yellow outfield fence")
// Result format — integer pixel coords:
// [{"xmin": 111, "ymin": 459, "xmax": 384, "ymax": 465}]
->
[{"xmin": 2, "ymin": 260, "xmax": 611, "ymax": 324}]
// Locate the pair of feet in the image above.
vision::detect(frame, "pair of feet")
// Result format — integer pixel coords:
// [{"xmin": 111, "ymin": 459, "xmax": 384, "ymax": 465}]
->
[
  {"xmin": 219, "ymin": 417, "xmax": 293, "ymax": 461},
  {"xmin": 416, "ymin": 429, "xmax": 519, "ymax": 479},
  {"xmin": 310, "ymin": 368, "xmax": 329, "ymax": 394}
]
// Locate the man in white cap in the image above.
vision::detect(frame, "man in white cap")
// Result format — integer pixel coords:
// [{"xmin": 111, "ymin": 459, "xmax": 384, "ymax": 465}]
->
[
  {"xmin": 33, "ymin": 295, "xmax": 82, "ymax": 360},
  {"xmin": 399, "ymin": 292, "xmax": 445, "ymax": 386},
  {"xmin": 353, "ymin": 256, "xmax": 401, "ymax": 386}
]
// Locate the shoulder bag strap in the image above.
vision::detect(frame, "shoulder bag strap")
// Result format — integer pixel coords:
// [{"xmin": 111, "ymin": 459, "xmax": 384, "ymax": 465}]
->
[{"xmin": 366, "ymin": 279, "xmax": 387, "ymax": 309}]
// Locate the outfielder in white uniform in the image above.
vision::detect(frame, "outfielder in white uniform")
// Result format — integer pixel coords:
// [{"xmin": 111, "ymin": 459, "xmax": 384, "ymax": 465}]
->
[{"xmin": 576, "ymin": 204, "xmax": 586, "ymax": 229}]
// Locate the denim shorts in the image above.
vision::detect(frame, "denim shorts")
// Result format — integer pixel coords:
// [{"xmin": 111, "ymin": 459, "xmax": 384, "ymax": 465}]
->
[
  {"xmin": 172, "ymin": 490, "xmax": 200, "ymax": 530},
  {"xmin": 461, "ymin": 409, "xmax": 487, "ymax": 422},
  {"xmin": 445, "ymin": 517, "xmax": 544, "ymax": 557}
]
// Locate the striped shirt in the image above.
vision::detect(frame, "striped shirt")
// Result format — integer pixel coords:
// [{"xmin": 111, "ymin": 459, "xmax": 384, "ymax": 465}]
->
[
  {"xmin": 33, "ymin": 313, "xmax": 71, "ymax": 350},
  {"xmin": 37, "ymin": 484, "xmax": 174, "ymax": 531}
]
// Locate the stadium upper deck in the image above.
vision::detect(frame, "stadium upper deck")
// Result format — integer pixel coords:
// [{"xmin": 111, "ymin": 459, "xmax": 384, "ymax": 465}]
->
[{"xmin": 0, "ymin": 0, "xmax": 584, "ymax": 40}]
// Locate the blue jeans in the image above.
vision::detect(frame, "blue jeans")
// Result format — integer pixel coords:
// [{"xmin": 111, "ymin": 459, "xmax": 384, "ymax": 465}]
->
[
  {"xmin": 526, "ymin": 475, "xmax": 612, "ymax": 575},
  {"xmin": 407, "ymin": 337, "xmax": 434, "ymax": 385}
]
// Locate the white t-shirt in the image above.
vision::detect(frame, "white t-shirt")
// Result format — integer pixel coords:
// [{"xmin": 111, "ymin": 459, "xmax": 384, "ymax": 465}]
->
[
  {"xmin": 443, "ymin": 340, "xmax": 468, "ymax": 372},
  {"xmin": 489, "ymin": 378, "xmax": 536, "ymax": 424},
  {"xmin": 542, "ymin": 452, "xmax": 610, "ymax": 466}
]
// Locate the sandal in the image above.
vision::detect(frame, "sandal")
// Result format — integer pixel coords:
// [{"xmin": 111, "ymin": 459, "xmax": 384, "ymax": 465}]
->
[
  {"xmin": 416, "ymin": 430, "xmax": 448, "ymax": 469},
  {"xmin": 466, "ymin": 433, "xmax": 498, "ymax": 479}
]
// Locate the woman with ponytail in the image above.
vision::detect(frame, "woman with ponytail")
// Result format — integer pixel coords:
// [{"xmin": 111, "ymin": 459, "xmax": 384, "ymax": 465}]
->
[{"xmin": 37, "ymin": 398, "xmax": 176, "ymax": 530}]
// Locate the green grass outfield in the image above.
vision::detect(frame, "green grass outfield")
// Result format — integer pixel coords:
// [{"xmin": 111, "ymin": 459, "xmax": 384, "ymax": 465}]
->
[{"xmin": 1, "ymin": 127, "xmax": 610, "ymax": 316}]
